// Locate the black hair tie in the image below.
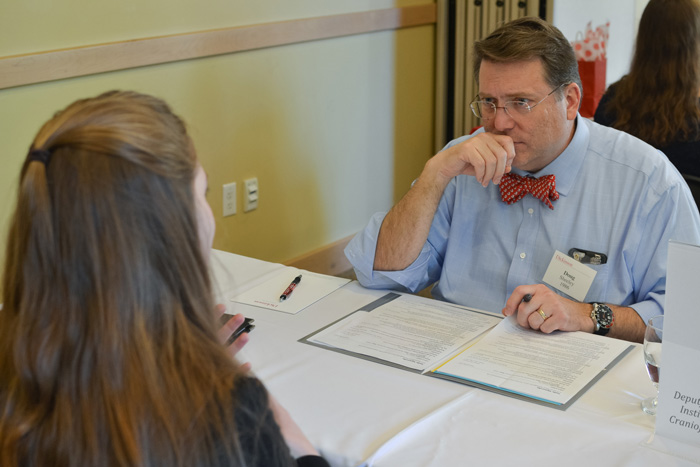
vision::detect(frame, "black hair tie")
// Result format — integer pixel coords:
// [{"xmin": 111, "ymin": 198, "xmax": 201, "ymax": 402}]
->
[{"xmin": 28, "ymin": 149, "xmax": 51, "ymax": 166}]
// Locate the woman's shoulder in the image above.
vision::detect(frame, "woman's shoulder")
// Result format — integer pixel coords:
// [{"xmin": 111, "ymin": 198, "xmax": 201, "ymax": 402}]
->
[
  {"xmin": 230, "ymin": 376, "xmax": 296, "ymax": 466},
  {"xmin": 233, "ymin": 375, "xmax": 267, "ymax": 398},
  {"xmin": 231, "ymin": 376, "xmax": 331, "ymax": 467},
  {"xmin": 660, "ymin": 139, "xmax": 700, "ymax": 177},
  {"xmin": 231, "ymin": 376, "xmax": 271, "ymax": 421}
]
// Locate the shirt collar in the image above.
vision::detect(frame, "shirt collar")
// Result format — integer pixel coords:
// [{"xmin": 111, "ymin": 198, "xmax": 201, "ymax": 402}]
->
[{"xmin": 510, "ymin": 114, "xmax": 588, "ymax": 197}]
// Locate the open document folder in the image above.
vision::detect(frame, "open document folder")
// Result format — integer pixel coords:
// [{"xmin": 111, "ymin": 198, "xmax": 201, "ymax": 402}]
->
[
  {"xmin": 302, "ymin": 293, "xmax": 633, "ymax": 410},
  {"xmin": 230, "ymin": 267, "xmax": 350, "ymax": 314}
]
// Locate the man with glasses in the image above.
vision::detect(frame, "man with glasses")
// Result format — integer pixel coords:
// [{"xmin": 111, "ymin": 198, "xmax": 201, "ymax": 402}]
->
[{"xmin": 345, "ymin": 16, "xmax": 700, "ymax": 343}]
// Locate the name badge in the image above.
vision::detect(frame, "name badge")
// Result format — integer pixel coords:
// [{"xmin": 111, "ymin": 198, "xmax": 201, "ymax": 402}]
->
[{"xmin": 542, "ymin": 250, "xmax": 597, "ymax": 301}]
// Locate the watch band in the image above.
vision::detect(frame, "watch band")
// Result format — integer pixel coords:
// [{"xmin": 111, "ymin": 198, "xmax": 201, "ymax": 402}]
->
[{"xmin": 594, "ymin": 322, "xmax": 610, "ymax": 336}]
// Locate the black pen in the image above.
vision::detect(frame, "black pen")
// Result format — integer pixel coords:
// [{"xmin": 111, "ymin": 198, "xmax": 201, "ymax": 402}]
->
[
  {"xmin": 279, "ymin": 274, "xmax": 302, "ymax": 302},
  {"xmin": 226, "ymin": 318, "xmax": 255, "ymax": 346},
  {"xmin": 522, "ymin": 293, "xmax": 533, "ymax": 302}
]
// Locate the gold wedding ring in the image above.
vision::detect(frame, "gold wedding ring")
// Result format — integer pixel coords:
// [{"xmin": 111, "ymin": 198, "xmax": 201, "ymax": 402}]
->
[{"xmin": 537, "ymin": 308, "xmax": 548, "ymax": 320}]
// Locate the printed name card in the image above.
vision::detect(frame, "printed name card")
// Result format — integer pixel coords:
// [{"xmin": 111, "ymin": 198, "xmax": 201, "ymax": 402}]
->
[
  {"xmin": 542, "ymin": 250, "xmax": 596, "ymax": 301},
  {"xmin": 652, "ymin": 241, "xmax": 700, "ymax": 459}
]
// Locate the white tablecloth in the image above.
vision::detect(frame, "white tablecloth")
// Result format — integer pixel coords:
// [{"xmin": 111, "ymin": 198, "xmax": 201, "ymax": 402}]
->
[{"xmin": 210, "ymin": 250, "xmax": 697, "ymax": 467}]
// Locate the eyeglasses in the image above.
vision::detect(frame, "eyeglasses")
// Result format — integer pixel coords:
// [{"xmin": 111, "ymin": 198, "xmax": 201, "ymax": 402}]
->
[{"xmin": 470, "ymin": 83, "xmax": 569, "ymax": 120}]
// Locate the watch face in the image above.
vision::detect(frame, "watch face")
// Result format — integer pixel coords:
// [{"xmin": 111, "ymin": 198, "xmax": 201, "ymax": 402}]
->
[{"xmin": 595, "ymin": 304, "xmax": 614, "ymax": 328}]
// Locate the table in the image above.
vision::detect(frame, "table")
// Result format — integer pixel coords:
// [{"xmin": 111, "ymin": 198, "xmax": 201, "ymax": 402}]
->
[{"xmin": 210, "ymin": 249, "xmax": 696, "ymax": 467}]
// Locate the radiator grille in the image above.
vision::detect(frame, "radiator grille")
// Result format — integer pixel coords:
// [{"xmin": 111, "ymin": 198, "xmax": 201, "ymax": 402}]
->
[{"xmin": 435, "ymin": 0, "xmax": 544, "ymax": 151}]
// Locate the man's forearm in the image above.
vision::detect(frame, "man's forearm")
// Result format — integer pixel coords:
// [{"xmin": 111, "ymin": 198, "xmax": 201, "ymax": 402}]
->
[
  {"xmin": 607, "ymin": 305, "xmax": 647, "ymax": 343},
  {"xmin": 374, "ymin": 133, "xmax": 514, "ymax": 271},
  {"xmin": 584, "ymin": 303, "xmax": 647, "ymax": 343},
  {"xmin": 374, "ymin": 161, "xmax": 452, "ymax": 271}
]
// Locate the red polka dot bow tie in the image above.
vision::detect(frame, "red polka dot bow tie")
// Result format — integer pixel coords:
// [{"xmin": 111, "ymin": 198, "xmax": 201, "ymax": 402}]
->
[{"xmin": 499, "ymin": 173, "xmax": 559, "ymax": 210}]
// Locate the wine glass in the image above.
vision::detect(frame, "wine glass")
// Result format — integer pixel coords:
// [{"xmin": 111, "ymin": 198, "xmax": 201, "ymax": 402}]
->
[{"xmin": 641, "ymin": 315, "xmax": 663, "ymax": 415}]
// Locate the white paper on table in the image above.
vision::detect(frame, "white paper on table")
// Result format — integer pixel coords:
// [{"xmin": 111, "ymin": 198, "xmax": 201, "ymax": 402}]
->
[
  {"xmin": 229, "ymin": 267, "xmax": 350, "ymax": 314},
  {"xmin": 433, "ymin": 315, "xmax": 632, "ymax": 405},
  {"xmin": 308, "ymin": 294, "xmax": 501, "ymax": 371}
]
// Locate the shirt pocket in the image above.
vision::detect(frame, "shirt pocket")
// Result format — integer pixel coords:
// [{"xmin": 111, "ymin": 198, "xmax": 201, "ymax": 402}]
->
[{"xmin": 583, "ymin": 263, "xmax": 610, "ymax": 302}]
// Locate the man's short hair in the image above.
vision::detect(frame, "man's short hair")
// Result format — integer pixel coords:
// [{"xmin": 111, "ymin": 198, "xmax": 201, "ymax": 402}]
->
[{"xmin": 473, "ymin": 16, "xmax": 582, "ymax": 97}]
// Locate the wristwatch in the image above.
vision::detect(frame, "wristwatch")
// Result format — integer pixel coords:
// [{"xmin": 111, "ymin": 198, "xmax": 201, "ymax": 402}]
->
[{"xmin": 590, "ymin": 303, "xmax": 614, "ymax": 336}]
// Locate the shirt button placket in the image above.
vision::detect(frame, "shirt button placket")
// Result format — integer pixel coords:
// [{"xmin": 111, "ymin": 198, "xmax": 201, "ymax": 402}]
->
[{"xmin": 507, "ymin": 198, "xmax": 541, "ymax": 291}]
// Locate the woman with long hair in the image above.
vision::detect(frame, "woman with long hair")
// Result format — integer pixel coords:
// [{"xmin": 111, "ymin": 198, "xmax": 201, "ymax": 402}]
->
[
  {"xmin": 594, "ymin": 0, "xmax": 700, "ymax": 180},
  {"xmin": 0, "ymin": 91, "xmax": 328, "ymax": 466}
]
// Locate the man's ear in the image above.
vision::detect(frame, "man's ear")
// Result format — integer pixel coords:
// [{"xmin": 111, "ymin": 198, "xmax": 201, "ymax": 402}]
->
[{"xmin": 565, "ymin": 83, "xmax": 582, "ymax": 120}]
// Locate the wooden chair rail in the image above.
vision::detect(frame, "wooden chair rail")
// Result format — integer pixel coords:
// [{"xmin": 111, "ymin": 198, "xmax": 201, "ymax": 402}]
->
[{"xmin": 0, "ymin": 5, "xmax": 436, "ymax": 90}]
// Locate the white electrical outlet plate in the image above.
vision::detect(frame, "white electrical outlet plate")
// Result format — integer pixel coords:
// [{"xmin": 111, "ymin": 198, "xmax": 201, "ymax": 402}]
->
[
  {"xmin": 223, "ymin": 182, "xmax": 236, "ymax": 217},
  {"xmin": 244, "ymin": 177, "xmax": 258, "ymax": 212}
]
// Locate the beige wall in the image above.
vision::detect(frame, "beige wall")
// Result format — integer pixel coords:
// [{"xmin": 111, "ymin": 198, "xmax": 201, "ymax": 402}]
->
[{"xmin": 0, "ymin": 1, "xmax": 435, "ymax": 273}]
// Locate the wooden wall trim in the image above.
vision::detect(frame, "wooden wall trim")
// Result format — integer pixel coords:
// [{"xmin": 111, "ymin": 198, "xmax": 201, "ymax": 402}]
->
[
  {"xmin": 0, "ymin": 4, "xmax": 436, "ymax": 90},
  {"xmin": 284, "ymin": 234, "xmax": 355, "ymax": 277}
]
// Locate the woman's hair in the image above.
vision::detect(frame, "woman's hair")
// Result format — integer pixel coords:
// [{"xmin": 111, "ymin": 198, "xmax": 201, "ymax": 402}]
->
[
  {"xmin": 0, "ymin": 91, "xmax": 246, "ymax": 466},
  {"xmin": 606, "ymin": 0, "xmax": 700, "ymax": 147},
  {"xmin": 473, "ymin": 16, "xmax": 583, "ymax": 98}
]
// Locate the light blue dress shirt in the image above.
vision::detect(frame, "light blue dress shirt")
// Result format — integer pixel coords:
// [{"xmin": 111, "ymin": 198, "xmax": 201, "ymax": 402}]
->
[{"xmin": 345, "ymin": 116, "xmax": 700, "ymax": 325}]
